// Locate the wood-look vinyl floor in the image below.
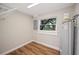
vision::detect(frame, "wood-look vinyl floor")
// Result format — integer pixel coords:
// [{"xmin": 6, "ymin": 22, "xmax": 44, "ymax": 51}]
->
[{"xmin": 7, "ymin": 42, "xmax": 60, "ymax": 55}]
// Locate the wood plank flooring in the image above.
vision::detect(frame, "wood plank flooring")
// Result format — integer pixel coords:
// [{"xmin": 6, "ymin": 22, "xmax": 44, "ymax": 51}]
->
[{"xmin": 7, "ymin": 42, "xmax": 60, "ymax": 55}]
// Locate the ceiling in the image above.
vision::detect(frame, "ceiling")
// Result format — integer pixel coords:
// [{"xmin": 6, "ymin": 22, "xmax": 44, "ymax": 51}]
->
[{"xmin": 3, "ymin": 3, "xmax": 74, "ymax": 17}]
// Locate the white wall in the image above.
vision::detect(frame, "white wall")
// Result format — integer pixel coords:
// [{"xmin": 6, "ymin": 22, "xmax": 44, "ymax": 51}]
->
[
  {"xmin": 33, "ymin": 6, "xmax": 74, "ymax": 51},
  {"xmin": 75, "ymin": 4, "xmax": 79, "ymax": 14},
  {"xmin": 0, "ymin": 10, "xmax": 33, "ymax": 54}
]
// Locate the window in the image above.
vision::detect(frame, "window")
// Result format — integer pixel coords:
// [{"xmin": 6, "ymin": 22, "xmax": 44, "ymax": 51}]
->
[{"xmin": 40, "ymin": 18, "xmax": 56, "ymax": 31}]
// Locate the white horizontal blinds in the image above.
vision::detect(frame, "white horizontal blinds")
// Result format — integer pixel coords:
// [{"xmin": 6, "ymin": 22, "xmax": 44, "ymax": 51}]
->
[{"xmin": 33, "ymin": 20, "xmax": 38, "ymax": 30}]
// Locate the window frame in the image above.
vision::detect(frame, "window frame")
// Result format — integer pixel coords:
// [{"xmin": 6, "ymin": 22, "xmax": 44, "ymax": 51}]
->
[{"xmin": 37, "ymin": 18, "xmax": 57, "ymax": 35}]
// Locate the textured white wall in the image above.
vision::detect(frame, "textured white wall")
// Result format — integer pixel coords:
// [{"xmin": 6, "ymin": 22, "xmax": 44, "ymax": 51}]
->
[{"xmin": 0, "ymin": 11, "xmax": 33, "ymax": 54}]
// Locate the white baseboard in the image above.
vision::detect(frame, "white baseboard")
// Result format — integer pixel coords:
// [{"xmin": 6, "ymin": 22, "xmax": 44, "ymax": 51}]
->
[
  {"xmin": 34, "ymin": 40, "xmax": 60, "ymax": 51},
  {"xmin": 1, "ymin": 40, "xmax": 60, "ymax": 55},
  {"xmin": 1, "ymin": 40, "xmax": 33, "ymax": 55}
]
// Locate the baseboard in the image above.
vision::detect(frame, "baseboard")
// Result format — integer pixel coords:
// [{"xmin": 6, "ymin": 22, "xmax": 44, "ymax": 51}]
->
[
  {"xmin": 1, "ymin": 40, "xmax": 33, "ymax": 55},
  {"xmin": 34, "ymin": 40, "xmax": 60, "ymax": 51},
  {"xmin": 1, "ymin": 40, "xmax": 60, "ymax": 55}
]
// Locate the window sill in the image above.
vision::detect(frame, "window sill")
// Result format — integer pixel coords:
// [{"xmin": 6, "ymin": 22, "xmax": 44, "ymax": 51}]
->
[{"xmin": 37, "ymin": 30, "xmax": 57, "ymax": 35}]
